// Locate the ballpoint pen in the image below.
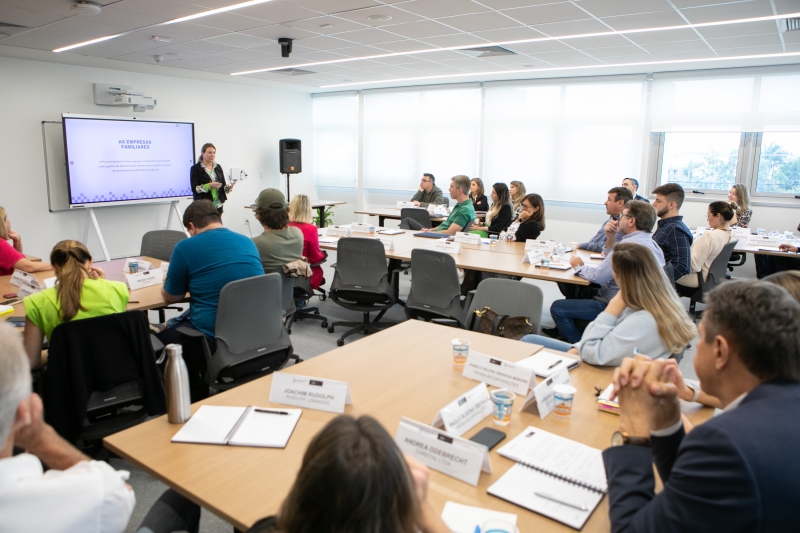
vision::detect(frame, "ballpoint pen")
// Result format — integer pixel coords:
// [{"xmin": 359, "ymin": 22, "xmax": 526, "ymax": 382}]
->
[
  {"xmin": 547, "ymin": 359, "xmax": 563, "ymax": 370},
  {"xmin": 254, "ymin": 408, "xmax": 289, "ymax": 415},
  {"xmin": 534, "ymin": 491, "xmax": 587, "ymax": 511}
]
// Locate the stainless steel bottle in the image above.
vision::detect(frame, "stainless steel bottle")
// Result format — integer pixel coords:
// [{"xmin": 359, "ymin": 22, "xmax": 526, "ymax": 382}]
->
[{"xmin": 164, "ymin": 343, "xmax": 192, "ymax": 424}]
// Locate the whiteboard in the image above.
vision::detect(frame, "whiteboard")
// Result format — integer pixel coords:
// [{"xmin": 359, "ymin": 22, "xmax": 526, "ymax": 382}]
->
[{"xmin": 42, "ymin": 121, "xmax": 70, "ymax": 212}]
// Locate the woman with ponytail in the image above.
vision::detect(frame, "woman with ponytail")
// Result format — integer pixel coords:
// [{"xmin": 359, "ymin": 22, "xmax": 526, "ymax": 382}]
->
[{"xmin": 22, "ymin": 240, "xmax": 129, "ymax": 368}]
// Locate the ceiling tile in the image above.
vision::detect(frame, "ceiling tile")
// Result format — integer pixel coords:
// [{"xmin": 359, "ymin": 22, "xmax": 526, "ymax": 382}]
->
[
  {"xmin": 213, "ymin": 48, "xmax": 277, "ymax": 60},
  {"xmin": 292, "ymin": 49, "xmax": 358, "ymax": 61},
  {"xmin": 169, "ymin": 54, "xmax": 237, "ymax": 67},
  {"xmin": 679, "ymin": 0, "xmax": 774, "ymax": 24},
  {"xmin": 416, "ymin": 33, "xmax": 490, "ymax": 47},
  {"xmin": 131, "ymin": 22, "xmax": 228, "ymax": 40},
  {"xmin": 470, "ymin": 25, "xmax": 547, "ymax": 42},
  {"xmin": 115, "ymin": 50, "xmax": 174, "ymax": 64},
  {"xmin": 334, "ymin": 5, "xmax": 425, "ymax": 27},
  {"xmin": 294, "ymin": 35, "xmax": 357, "ymax": 50},
  {"xmin": 785, "ymin": 43, "xmax": 800, "ymax": 52},
  {"xmin": 625, "ymin": 28, "xmax": 701, "ymax": 44},
  {"xmin": 784, "ymin": 32, "xmax": 800, "ymax": 45},
  {"xmin": 669, "ymin": 0, "xmax": 740, "ymax": 7},
  {"xmin": 531, "ymin": 18, "xmax": 609, "ymax": 37},
  {"xmin": 46, "ymin": 17, "xmax": 128, "ymax": 39},
  {"xmin": 708, "ymin": 33, "xmax": 783, "ymax": 49},
  {"xmin": 603, "ymin": 53, "xmax": 658, "ymax": 63},
  {"xmin": 158, "ymin": 40, "xmax": 238, "ymax": 54},
  {"xmin": 367, "ymin": 55, "xmax": 431, "ymax": 66},
  {"xmin": 600, "ymin": 10, "xmax": 688, "ymax": 31},
  {"xmin": 641, "ymin": 39, "xmax": 711, "ymax": 53},
  {"xmin": 501, "ymin": 3, "xmax": 593, "ymax": 25},
  {"xmin": 0, "ymin": 6, "xmax": 64, "ymax": 27},
  {"xmin": 198, "ymin": 63, "xmax": 256, "ymax": 74},
  {"xmin": 330, "ymin": 44, "xmax": 398, "ymax": 57},
  {"xmin": 477, "ymin": 0, "xmax": 571, "ymax": 10},
  {"xmin": 773, "ymin": 0, "xmax": 800, "ymax": 15},
  {"xmin": 400, "ymin": 0, "xmax": 491, "ymax": 19},
  {"xmin": 439, "ymin": 11, "xmax": 524, "ymax": 32},
  {"xmin": 203, "ymin": 32, "xmax": 273, "ymax": 48},
  {"xmin": 577, "ymin": 0, "xmax": 674, "ymax": 18},
  {"xmin": 529, "ymin": 49, "xmax": 593, "ymax": 61},
  {"xmin": 111, "ymin": 0, "xmax": 201, "ymax": 18},
  {"xmin": 372, "ymin": 39, "xmax": 437, "ymax": 52},
  {"xmin": 192, "ymin": 13, "xmax": 267, "ymax": 32},
  {"xmin": 654, "ymin": 49, "xmax": 717, "ymax": 61},
  {"xmin": 2, "ymin": 0, "xmax": 75, "ymax": 17},
  {"xmin": 715, "ymin": 44, "xmax": 784, "ymax": 56},
  {"xmin": 582, "ymin": 45, "xmax": 650, "ymax": 58},
  {"xmin": 507, "ymin": 39, "xmax": 573, "ymax": 54},
  {"xmin": 696, "ymin": 20, "xmax": 778, "ymax": 39},
  {"xmin": 332, "ymin": 27, "xmax": 404, "ymax": 44},
  {"xmin": 567, "ymin": 34, "xmax": 633, "ymax": 48},
  {"xmin": 284, "ymin": 15, "xmax": 367, "ymax": 34},
  {"xmin": 289, "ymin": 0, "xmax": 381, "ymax": 14},
  {"xmin": 242, "ymin": 23, "xmax": 318, "ymax": 40},
  {"xmin": 84, "ymin": 6, "xmax": 169, "ymax": 30},
  {"xmin": 545, "ymin": 57, "xmax": 605, "ymax": 67},
  {"xmin": 412, "ymin": 49, "xmax": 476, "ymax": 61},
  {"xmin": 380, "ymin": 20, "xmax": 460, "ymax": 39},
  {"xmin": 234, "ymin": 1, "xmax": 322, "ymax": 23}
]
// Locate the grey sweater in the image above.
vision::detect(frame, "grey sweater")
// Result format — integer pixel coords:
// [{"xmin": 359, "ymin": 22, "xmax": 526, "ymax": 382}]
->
[
  {"xmin": 410, "ymin": 185, "xmax": 444, "ymax": 207},
  {"xmin": 574, "ymin": 307, "xmax": 674, "ymax": 366}
]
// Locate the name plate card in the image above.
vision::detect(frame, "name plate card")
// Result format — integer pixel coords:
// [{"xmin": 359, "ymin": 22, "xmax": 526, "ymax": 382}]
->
[
  {"xmin": 123, "ymin": 258, "xmax": 153, "ymax": 273},
  {"xmin": 521, "ymin": 249, "xmax": 544, "ymax": 264},
  {"xmin": 746, "ymin": 234, "xmax": 783, "ymax": 248},
  {"xmin": 326, "ymin": 225, "xmax": 352, "ymax": 237},
  {"xmin": 731, "ymin": 228, "xmax": 751, "ymax": 238},
  {"xmin": 395, "ymin": 417, "xmax": 491, "ymax": 486},
  {"xmin": 524, "ymin": 240, "xmax": 556, "ymax": 252},
  {"xmin": 16, "ymin": 281, "xmax": 41, "ymax": 298},
  {"xmin": 462, "ymin": 351, "xmax": 534, "ymax": 395},
  {"xmin": 125, "ymin": 267, "xmax": 165, "ymax": 291},
  {"xmin": 432, "ymin": 206, "xmax": 449, "ymax": 216},
  {"xmin": 10, "ymin": 270, "xmax": 41, "ymax": 289},
  {"xmin": 454, "ymin": 232, "xmax": 481, "ymax": 245},
  {"xmin": 431, "ymin": 383, "xmax": 493, "ymax": 437},
  {"xmin": 376, "ymin": 237, "xmax": 395, "ymax": 251},
  {"xmin": 396, "ymin": 201, "xmax": 416, "ymax": 208},
  {"xmin": 43, "ymin": 277, "xmax": 58, "ymax": 289},
  {"xmin": 269, "ymin": 372, "xmax": 352, "ymax": 413},
  {"xmin": 350, "ymin": 222, "xmax": 375, "ymax": 234},
  {"xmin": 519, "ymin": 367, "xmax": 571, "ymax": 418},
  {"xmin": 160, "ymin": 262, "xmax": 170, "ymax": 276},
  {"xmin": 432, "ymin": 241, "xmax": 461, "ymax": 254}
]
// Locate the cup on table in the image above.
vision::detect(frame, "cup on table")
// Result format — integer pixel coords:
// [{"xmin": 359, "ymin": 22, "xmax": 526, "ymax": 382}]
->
[
  {"xmin": 785, "ymin": 231, "xmax": 794, "ymax": 240},
  {"xmin": 451, "ymin": 338, "xmax": 470, "ymax": 368},
  {"xmin": 757, "ymin": 228, "xmax": 766, "ymax": 235},
  {"xmin": 490, "ymin": 389, "xmax": 516, "ymax": 426},
  {"xmin": 541, "ymin": 257, "xmax": 550, "ymax": 271},
  {"xmin": 553, "ymin": 384, "xmax": 577, "ymax": 419},
  {"xmin": 489, "ymin": 235, "xmax": 498, "ymax": 246},
  {"xmin": 569, "ymin": 241, "xmax": 580, "ymax": 252},
  {"xmin": 481, "ymin": 519, "xmax": 519, "ymax": 533},
  {"xmin": 129, "ymin": 262, "xmax": 139, "ymax": 274}
]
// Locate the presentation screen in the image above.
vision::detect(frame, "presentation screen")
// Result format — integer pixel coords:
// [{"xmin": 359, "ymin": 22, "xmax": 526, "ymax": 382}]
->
[{"xmin": 63, "ymin": 115, "xmax": 195, "ymax": 207}]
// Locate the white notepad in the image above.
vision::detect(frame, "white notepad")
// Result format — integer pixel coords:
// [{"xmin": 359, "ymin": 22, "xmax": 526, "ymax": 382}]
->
[
  {"xmin": 378, "ymin": 229, "xmax": 405, "ymax": 235},
  {"xmin": 517, "ymin": 350, "xmax": 581, "ymax": 377},
  {"xmin": 171, "ymin": 405, "xmax": 301, "ymax": 448},
  {"xmin": 488, "ymin": 427, "xmax": 607, "ymax": 530}
]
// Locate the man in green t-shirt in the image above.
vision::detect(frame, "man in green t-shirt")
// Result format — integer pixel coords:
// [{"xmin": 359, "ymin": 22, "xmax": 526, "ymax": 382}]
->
[{"xmin": 403, "ymin": 175, "xmax": 476, "ymax": 235}]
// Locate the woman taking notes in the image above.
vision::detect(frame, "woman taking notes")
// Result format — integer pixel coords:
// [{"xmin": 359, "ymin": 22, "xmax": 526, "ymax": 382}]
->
[
  {"xmin": 520, "ymin": 242, "xmax": 696, "ymax": 366},
  {"xmin": 190, "ymin": 143, "xmax": 234, "ymax": 215},
  {"xmin": 509, "ymin": 180, "xmax": 526, "ymax": 220},
  {"xmin": 472, "ymin": 183, "xmax": 513, "ymax": 237},
  {"xmin": 469, "ymin": 178, "xmax": 489, "ymax": 212},
  {"xmin": 676, "ymin": 201, "xmax": 735, "ymax": 289},
  {"xmin": 0, "ymin": 207, "xmax": 52, "ymax": 275},
  {"xmin": 288, "ymin": 194, "xmax": 326, "ymax": 290},
  {"xmin": 22, "ymin": 240, "xmax": 129, "ymax": 368}
]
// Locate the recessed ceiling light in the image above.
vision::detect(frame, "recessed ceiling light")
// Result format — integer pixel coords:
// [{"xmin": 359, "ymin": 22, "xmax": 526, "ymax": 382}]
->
[
  {"xmin": 71, "ymin": 2, "xmax": 101, "ymax": 16},
  {"xmin": 367, "ymin": 14, "xmax": 392, "ymax": 22},
  {"xmin": 320, "ymin": 23, "xmax": 333, "ymax": 28}
]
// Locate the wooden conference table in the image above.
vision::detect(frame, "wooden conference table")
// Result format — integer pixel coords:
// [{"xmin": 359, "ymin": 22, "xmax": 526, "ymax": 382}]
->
[
  {"xmin": 319, "ymin": 228, "xmax": 592, "ymax": 286},
  {"xmin": 246, "ymin": 201, "xmax": 346, "ymax": 228},
  {"xmin": 355, "ymin": 206, "xmax": 448, "ymax": 227},
  {"xmin": 105, "ymin": 320, "xmax": 712, "ymax": 532}
]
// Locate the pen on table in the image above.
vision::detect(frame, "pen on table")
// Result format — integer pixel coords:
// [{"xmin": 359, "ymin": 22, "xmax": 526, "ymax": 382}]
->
[
  {"xmin": 547, "ymin": 359, "xmax": 563, "ymax": 370},
  {"xmin": 534, "ymin": 491, "xmax": 587, "ymax": 511},
  {"xmin": 254, "ymin": 408, "xmax": 289, "ymax": 415}
]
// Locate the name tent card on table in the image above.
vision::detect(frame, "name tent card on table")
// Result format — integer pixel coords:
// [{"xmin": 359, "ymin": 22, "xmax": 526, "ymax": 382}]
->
[
  {"xmin": 396, "ymin": 201, "xmax": 416, "ymax": 208},
  {"xmin": 525, "ymin": 240, "xmax": 556, "ymax": 252},
  {"xmin": 395, "ymin": 417, "xmax": 491, "ymax": 486},
  {"xmin": 123, "ymin": 258, "xmax": 153, "ymax": 273},
  {"xmin": 731, "ymin": 228, "xmax": 751, "ymax": 238},
  {"xmin": 454, "ymin": 232, "xmax": 481, "ymax": 245},
  {"xmin": 519, "ymin": 366, "xmax": 571, "ymax": 419},
  {"xmin": 326, "ymin": 225, "xmax": 352, "ymax": 237},
  {"xmin": 746, "ymin": 234, "xmax": 783, "ymax": 248},
  {"xmin": 376, "ymin": 237, "xmax": 395, "ymax": 251},
  {"xmin": 43, "ymin": 277, "xmax": 58, "ymax": 289},
  {"xmin": 431, "ymin": 383, "xmax": 493, "ymax": 437},
  {"xmin": 432, "ymin": 240, "xmax": 462, "ymax": 254},
  {"xmin": 269, "ymin": 372, "xmax": 352, "ymax": 413},
  {"xmin": 432, "ymin": 206, "xmax": 449, "ymax": 216},
  {"xmin": 10, "ymin": 270, "xmax": 41, "ymax": 289},
  {"xmin": 521, "ymin": 250, "xmax": 544, "ymax": 264},
  {"xmin": 462, "ymin": 351, "xmax": 535, "ymax": 395},
  {"xmin": 125, "ymin": 267, "xmax": 165, "ymax": 291},
  {"xmin": 350, "ymin": 222, "xmax": 375, "ymax": 234},
  {"xmin": 16, "ymin": 281, "xmax": 41, "ymax": 298}
]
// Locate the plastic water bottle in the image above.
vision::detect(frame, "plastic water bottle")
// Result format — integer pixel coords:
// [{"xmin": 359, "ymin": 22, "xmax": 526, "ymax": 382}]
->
[{"xmin": 164, "ymin": 344, "xmax": 192, "ymax": 424}]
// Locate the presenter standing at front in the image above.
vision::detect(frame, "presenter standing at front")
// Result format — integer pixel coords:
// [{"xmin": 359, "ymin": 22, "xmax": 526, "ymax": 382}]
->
[{"xmin": 190, "ymin": 143, "xmax": 234, "ymax": 215}]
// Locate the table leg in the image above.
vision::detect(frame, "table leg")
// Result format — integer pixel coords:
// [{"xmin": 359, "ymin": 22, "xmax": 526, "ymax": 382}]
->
[
  {"xmin": 316, "ymin": 206, "xmax": 325, "ymax": 228},
  {"xmin": 379, "ymin": 216, "xmax": 386, "ymax": 227}
]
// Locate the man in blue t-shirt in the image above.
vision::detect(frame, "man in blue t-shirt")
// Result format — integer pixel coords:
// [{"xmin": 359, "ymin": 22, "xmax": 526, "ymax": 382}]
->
[{"xmin": 158, "ymin": 200, "xmax": 264, "ymax": 398}]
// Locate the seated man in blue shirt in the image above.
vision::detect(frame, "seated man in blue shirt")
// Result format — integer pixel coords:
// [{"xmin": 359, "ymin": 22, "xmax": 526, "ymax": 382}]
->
[
  {"xmin": 158, "ymin": 200, "xmax": 264, "ymax": 399},
  {"xmin": 544, "ymin": 201, "xmax": 665, "ymax": 343},
  {"xmin": 652, "ymin": 183, "xmax": 693, "ymax": 281},
  {"xmin": 578, "ymin": 186, "xmax": 632, "ymax": 253}
]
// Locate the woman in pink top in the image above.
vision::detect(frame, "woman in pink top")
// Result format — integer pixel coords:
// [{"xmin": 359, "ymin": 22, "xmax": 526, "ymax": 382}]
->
[
  {"xmin": 288, "ymin": 195, "xmax": 326, "ymax": 290},
  {"xmin": 0, "ymin": 207, "xmax": 52, "ymax": 276}
]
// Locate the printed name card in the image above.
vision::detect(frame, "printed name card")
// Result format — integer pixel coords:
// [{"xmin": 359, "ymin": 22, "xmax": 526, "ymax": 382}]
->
[
  {"xmin": 462, "ymin": 351, "xmax": 535, "ymax": 395},
  {"xmin": 396, "ymin": 201, "xmax": 416, "ymax": 208},
  {"xmin": 10, "ymin": 270, "xmax": 41, "ymax": 289},
  {"xmin": 123, "ymin": 258, "xmax": 153, "ymax": 273},
  {"xmin": 454, "ymin": 232, "xmax": 481, "ymax": 245},
  {"xmin": 524, "ymin": 240, "xmax": 556, "ymax": 252},
  {"xmin": 376, "ymin": 237, "xmax": 395, "ymax": 251},
  {"xmin": 431, "ymin": 383, "xmax": 493, "ymax": 437},
  {"xmin": 159, "ymin": 262, "xmax": 170, "ymax": 276},
  {"xmin": 521, "ymin": 249, "xmax": 544, "ymax": 264},
  {"xmin": 15, "ymin": 281, "xmax": 41, "ymax": 298},
  {"xmin": 731, "ymin": 228, "xmax": 751, "ymax": 238},
  {"xmin": 269, "ymin": 372, "xmax": 352, "ymax": 413},
  {"xmin": 432, "ymin": 240, "xmax": 462, "ymax": 254},
  {"xmin": 326, "ymin": 225, "xmax": 352, "ymax": 237},
  {"xmin": 746, "ymin": 234, "xmax": 783, "ymax": 248},
  {"xmin": 432, "ymin": 206, "xmax": 449, "ymax": 216},
  {"xmin": 519, "ymin": 366, "xmax": 571, "ymax": 418},
  {"xmin": 694, "ymin": 226, "xmax": 712, "ymax": 236},
  {"xmin": 125, "ymin": 267, "xmax": 165, "ymax": 291},
  {"xmin": 395, "ymin": 417, "xmax": 491, "ymax": 486},
  {"xmin": 43, "ymin": 277, "xmax": 57, "ymax": 289},
  {"xmin": 350, "ymin": 222, "xmax": 375, "ymax": 234}
]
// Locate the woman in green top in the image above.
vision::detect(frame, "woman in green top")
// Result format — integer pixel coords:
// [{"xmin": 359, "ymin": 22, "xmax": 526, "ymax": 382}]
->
[
  {"xmin": 22, "ymin": 240, "xmax": 129, "ymax": 368},
  {"xmin": 190, "ymin": 143, "xmax": 235, "ymax": 215}
]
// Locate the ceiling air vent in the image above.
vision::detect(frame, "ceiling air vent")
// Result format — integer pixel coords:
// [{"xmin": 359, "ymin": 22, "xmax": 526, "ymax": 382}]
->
[
  {"xmin": 461, "ymin": 45, "xmax": 517, "ymax": 58},
  {"xmin": 781, "ymin": 18, "xmax": 800, "ymax": 32},
  {"xmin": 0, "ymin": 22, "xmax": 30, "ymax": 37},
  {"xmin": 271, "ymin": 68, "xmax": 315, "ymax": 76}
]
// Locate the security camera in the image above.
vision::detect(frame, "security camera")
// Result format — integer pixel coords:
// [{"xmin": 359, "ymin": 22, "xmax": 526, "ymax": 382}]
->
[
  {"xmin": 153, "ymin": 55, "xmax": 164, "ymax": 63},
  {"xmin": 278, "ymin": 38, "xmax": 293, "ymax": 58}
]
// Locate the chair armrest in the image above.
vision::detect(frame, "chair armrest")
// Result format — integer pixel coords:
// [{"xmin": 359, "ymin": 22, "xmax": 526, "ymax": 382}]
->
[
  {"xmin": 463, "ymin": 291, "xmax": 476, "ymax": 316},
  {"xmin": 176, "ymin": 326, "xmax": 214, "ymax": 362}
]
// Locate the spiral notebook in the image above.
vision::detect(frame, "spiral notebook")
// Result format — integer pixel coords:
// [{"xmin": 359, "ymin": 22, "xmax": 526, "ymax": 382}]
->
[
  {"xmin": 171, "ymin": 405, "xmax": 301, "ymax": 448},
  {"xmin": 488, "ymin": 427, "xmax": 607, "ymax": 530}
]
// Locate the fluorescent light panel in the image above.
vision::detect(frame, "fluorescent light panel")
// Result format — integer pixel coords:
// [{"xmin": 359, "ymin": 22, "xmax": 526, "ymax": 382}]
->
[
  {"xmin": 230, "ymin": 12, "xmax": 800, "ymax": 76},
  {"xmin": 319, "ymin": 51, "xmax": 800, "ymax": 88},
  {"xmin": 53, "ymin": 0, "xmax": 276, "ymax": 53}
]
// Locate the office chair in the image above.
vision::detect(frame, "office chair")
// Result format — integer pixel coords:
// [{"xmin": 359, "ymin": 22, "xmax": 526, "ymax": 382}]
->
[
  {"xmin": 405, "ymin": 249, "xmax": 471, "ymax": 328},
  {"xmin": 663, "ymin": 263, "xmax": 676, "ymax": 290},
  {"xmin": 399, "ymin": 208, "xmax": 432, "ymax": 230},
  {"xmin": 465, "ymin": 278, "xmax": 543, "ymax": 335},
  {"xmin": 43, "ymin": 311, "xmax": 166, "ymax": 453},
  {"xmin": 676, "ymin": 240, "xmax": 738, "ymax": 319},
  {"xmin": 140, "ymin": 230, "xmax": 187, "ymax": 322},
  {"xmin": 327, "ymin": 238, "xmax": 399, "ymax": 346},
  {"xmin": 293, "ymin": 275, "xmax": 329, "ymax": 328},
  {"xmin": 266, "ymin": 268, "xmax": 298, "ymax": 333},
  {"xmin": 178, "ymin": 273, "xmax": 297, "ymax": 393}
]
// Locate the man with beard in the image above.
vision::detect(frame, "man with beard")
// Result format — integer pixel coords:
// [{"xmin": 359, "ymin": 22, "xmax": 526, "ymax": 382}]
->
[{"xmin": 651, "ymin": 183, "xmax": 693, "ymax": 282}]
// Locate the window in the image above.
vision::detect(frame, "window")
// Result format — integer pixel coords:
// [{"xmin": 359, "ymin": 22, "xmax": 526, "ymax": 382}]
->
[
  {"xmin": 660, "ymin": 132, "xmax": 740, "ymax": 192},
  {"xmin": 756, "ymin": 132, "xmax": 800, "ymax": 194},
  {"xmin": 313, "ymin": 95, "xmax": 358, "ymax": 188}
]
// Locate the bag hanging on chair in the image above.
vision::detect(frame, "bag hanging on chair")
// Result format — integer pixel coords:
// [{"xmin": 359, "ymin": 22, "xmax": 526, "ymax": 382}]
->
[{"xmin": 470, "ymin": 306, "xmax": 532, "ymax": 340}]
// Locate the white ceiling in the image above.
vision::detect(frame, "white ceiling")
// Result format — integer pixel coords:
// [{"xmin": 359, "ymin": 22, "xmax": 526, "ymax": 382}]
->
[{"xmin": 0, "ymin": 0, "xmax": 799, "ymax": 90}]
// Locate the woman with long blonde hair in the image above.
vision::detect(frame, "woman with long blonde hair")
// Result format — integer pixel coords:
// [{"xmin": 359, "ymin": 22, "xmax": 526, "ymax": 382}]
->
[
  {"xmin": 521, "ymin": 242, "xmax": 696, "ymax": 366},
  {"xmin": 0, "ymin": 206, "xmax": 52, "ymax": 275},
  {"xmin": 509, "ymin": 181, "xmax": 526, "ymax": 219},
  {"xmin": 728, "ymin": 183, "xmax": 752, "ymax": 228},
  {"xmin": 22, "ymin": 240, "xmax": 128, "ymax": 367},
  {"xmin": 288, "ymin": 194, "xmax": 326, "ymax": 290}
]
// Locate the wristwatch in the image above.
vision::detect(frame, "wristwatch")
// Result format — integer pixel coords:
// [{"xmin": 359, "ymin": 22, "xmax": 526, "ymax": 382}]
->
[{"xmin": 611, "ymin": 431, "xmax": 651, "ymax": 448}]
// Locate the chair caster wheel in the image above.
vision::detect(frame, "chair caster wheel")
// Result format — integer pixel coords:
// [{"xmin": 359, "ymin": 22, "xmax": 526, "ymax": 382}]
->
[
  {"xmin": 336, "ymin": 339, "xmax": 344, "ymax": 346},
  {"xmin": 287, "ymin": 329, "xmax": 292, "ymax": 334},
  {"xmin": 314, "ymin": 310, "xmax": 320, "ymax": 315},
  {"xmin": 321, "ymin": 321, "xmax": 328, "ymax": 328},
  {"xmin": 327, "ymin": 326, "xmax": 335, "ymax": 333}
]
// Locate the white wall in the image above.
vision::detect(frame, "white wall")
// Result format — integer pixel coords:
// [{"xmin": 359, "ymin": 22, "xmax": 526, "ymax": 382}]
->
[{"xmin": 0, "ymin": 55, "xmax": 313, "ymax": 260}]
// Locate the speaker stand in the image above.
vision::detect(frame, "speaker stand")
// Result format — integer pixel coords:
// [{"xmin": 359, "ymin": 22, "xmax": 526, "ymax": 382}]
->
[{"xmin": 285, "ymin": 173, "xmax": 290, "ymax": 200}]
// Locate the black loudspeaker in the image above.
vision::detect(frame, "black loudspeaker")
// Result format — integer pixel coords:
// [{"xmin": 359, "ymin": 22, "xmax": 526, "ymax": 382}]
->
[{"xmin": 279, "ymin": 139, "xmax": 301, "ymax": 174}]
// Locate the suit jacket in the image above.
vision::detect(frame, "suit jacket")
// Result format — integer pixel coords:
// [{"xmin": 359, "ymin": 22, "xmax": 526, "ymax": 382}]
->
[
  {"xmin": 190, "ymin": 162, "xmax": 228, "ymax": 204},
  {"xmin": 602, "ymin": 380, "xmax": 800, "ymax": 533}
]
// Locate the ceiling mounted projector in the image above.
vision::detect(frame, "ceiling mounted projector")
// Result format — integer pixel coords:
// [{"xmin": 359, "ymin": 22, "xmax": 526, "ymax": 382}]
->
[
  {"xmin": 93, "ymin": 83, "xmax": 156, "ymax": 112},
  {"xmin": 71, "ymin": 2, "xmax": 102, "ymax": 15}
]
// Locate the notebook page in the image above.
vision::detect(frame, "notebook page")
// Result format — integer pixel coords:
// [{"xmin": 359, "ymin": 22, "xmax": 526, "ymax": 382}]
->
[
  {"xmin": 440, "ymin": 502, "xmax": 518, "ymax": 533},
  {"xmin": 497, "ymin": 427, "xmax": 607, "ymax": 492},
  {"xmin": 228, "ymin": 408, "xmax": 302, "ymax": 448},
  {"xmin": 488, "ymin": 464, "xmax": 603, "ymax": 530},
  {"xmin": 517, "ymin": 350, "xmax": 581, "ymax": 377},
  {"xmin": 171, "ymin": 406, "xmax": 247, "ymax": 445}
]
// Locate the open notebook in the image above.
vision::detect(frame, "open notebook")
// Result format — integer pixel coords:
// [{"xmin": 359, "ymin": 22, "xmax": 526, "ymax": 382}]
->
[
  {"xmin": 171, "ymin": 405, "xmax": 301, "ymax": 448},
  {"xmin": 488, "ymin": 427, "xmax": 607, "ymax": 530}
]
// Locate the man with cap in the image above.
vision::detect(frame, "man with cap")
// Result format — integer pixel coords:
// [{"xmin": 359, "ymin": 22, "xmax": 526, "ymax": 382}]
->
[
  {"xmin": 252, "ymin": 189, "xmax": 304, "ymax": 272},
  {"xmin": 158, "ymin": 199, "xmax": 263, "ymax": 399}
]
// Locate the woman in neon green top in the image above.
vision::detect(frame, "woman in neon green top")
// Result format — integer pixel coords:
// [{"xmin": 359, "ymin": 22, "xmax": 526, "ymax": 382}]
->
[{"xmin": 23, "ymin": 240, "xmax": 129, "ymax": 368}]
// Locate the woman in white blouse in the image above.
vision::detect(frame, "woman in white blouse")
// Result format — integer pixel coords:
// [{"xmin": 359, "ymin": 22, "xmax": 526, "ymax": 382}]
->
[{"xmin": 676, "ymin": 201, "xmax": 736, "ymax": 289}]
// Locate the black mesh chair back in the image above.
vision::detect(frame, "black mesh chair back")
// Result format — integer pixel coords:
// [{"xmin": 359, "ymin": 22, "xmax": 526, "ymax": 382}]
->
[
  {"xmin": 333, "ymin": 238, "xmax": 393, "ymax": 300},
  {"xmin": 405, "ymin": 249, "xmax": 467, "ymax": 327},
  {"xmin": 462, "ymin": 219, "xmax": 474, "ymax": 232},
  {"xmin": 265, "ymin": 268, "xmax": 298, "ymax": 327},
  {"xmin": 440, "ymin": 197, "xmax": 450, "ymax": 207},
  {"xmin": 400, "ymin": 208, "xmax": 432, "ymax": 229},
  {"xmin": 140, "ymin": 230, "xmax": 187, "ymax": 261}
]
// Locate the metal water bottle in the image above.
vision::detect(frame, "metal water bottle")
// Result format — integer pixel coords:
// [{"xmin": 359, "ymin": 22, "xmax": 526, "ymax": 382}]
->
[{"xmin": 164, "ymin": 344, "xmax": 192, "ymax": 424}]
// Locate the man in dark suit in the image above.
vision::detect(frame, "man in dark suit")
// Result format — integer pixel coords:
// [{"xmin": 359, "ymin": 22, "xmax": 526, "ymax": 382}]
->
[{"xmin": 603, "ymin": 280, "xmax": 800, "ymax": 533}]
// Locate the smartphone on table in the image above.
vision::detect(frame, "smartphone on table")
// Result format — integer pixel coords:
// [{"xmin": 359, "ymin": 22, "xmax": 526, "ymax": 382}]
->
[{"xmin": 469, "ymin": 427, "xmax": 506, "ymax": 450}]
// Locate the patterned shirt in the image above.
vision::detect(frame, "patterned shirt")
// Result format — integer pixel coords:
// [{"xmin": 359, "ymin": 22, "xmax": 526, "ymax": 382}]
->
[
  {"xmin": 731, "ymin": 208, "xmax": 752, "ymax": 229},
  {"xmin": 653, "ymin": 215, "xmax": 693, "ymax": 280},
  {"xmin": 575, "ymin": 230, "xmax": 666, "ymax": 302},
  {"xmin": 581, "ymin": 216, "xmax": 624, "ymax": 252}
]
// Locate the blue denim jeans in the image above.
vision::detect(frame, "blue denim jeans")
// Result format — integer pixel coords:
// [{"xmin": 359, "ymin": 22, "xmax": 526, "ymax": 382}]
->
[
  {"xmin": 520, "ymin": 334, "xmax": 574, "ymax": 352},
  {"xmin": 550, "ymin": 298, "xmax": 607, "ymax": 343}
]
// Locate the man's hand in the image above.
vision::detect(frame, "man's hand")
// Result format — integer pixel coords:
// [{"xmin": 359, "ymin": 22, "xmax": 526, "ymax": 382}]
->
[
  {"xmin": 14, "ymin": 393, "xmax": 47, "ymax": 452},
  {"xmin": 613, "ymin": 356, "xmax": 681, "ymax": 436},
  {"xmin": 413, "ymin": 200, "xmax": 420, "ymax": 206},
  {"xmin": 604, "ymin": 218, "xmax": 619, "ymax": 237},
  {"xmin": 569, "ymin": 256, "xmax": 584, "ymax": 268},
  {"xmin": 779, "ymin": 244, "xmax": 798, "ymax": 253}
]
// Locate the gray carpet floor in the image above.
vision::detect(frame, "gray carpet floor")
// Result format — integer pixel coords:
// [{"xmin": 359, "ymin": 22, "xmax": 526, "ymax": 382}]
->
[{"xmin": 122, "ymin": 253, "xmax": 700, "ymax": 532}]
